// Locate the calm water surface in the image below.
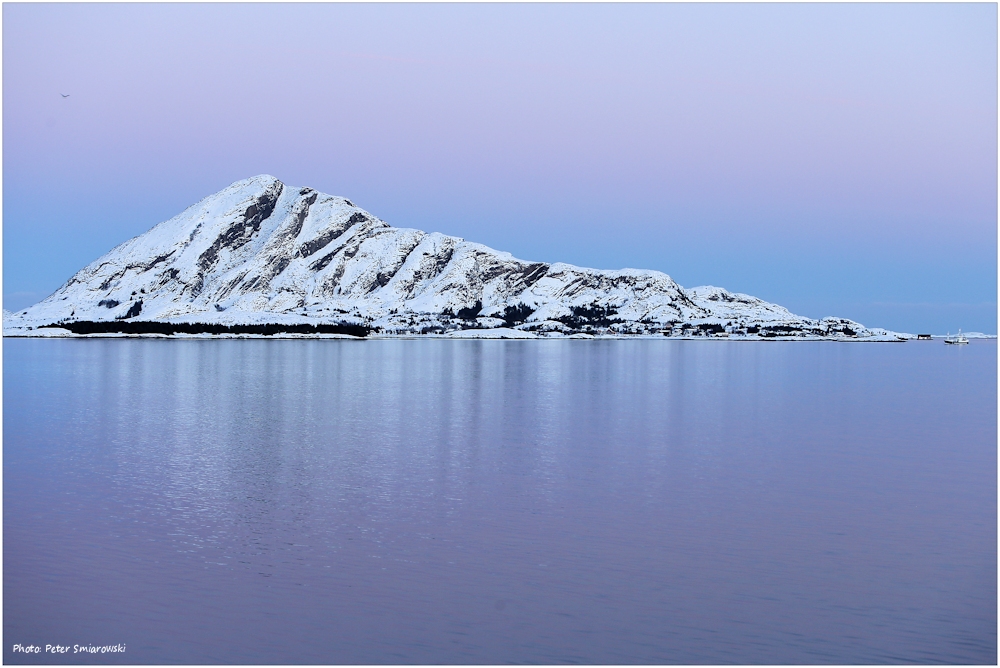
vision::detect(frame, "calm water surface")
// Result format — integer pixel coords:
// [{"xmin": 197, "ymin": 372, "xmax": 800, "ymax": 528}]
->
[{"xmin": 4, "ymin": 338, "xmax": 996, "ymax": 664}]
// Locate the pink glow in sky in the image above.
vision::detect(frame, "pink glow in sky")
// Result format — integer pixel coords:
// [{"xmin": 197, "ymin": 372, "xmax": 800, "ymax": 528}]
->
[{"xmin": 3, "ymin": 3, "xmax": 996, "ymax": 332}]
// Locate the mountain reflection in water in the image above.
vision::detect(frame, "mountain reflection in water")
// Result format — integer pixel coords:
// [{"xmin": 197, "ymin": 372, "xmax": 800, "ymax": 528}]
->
[{"xmin": 4, "ymin": 338, "xmax": 996, "ymax": 664}]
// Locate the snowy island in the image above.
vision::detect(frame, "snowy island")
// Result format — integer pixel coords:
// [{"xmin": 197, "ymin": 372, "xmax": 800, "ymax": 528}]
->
[{"xmin": 4, "ymin": 175, "xmax": 907, "ymax": 340}]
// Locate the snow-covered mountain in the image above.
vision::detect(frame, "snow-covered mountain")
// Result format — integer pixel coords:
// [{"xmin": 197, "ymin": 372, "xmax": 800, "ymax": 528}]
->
[{"xmin": 4, "ymin": 175, "xmax": 903, "ymax": 339}]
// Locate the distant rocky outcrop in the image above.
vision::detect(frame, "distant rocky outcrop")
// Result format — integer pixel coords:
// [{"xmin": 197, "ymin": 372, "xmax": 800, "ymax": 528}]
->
[{"xmin": 3, "ymin": 175, "xmax": 903, "ymax": 340}]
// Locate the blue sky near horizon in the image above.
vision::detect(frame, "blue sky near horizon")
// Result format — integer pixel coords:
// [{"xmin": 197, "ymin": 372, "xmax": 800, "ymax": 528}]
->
[{"xmin": 3, "ymin": 3, "xmax": 996, "ymax": 333}]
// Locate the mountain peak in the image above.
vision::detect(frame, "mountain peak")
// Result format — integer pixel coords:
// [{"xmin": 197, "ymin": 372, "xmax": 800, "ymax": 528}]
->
[
  {"xmin": 238, "ymin": 174, "xmax": 282, "ymax": 187},
  {"xmin": 3, "ymin": 177, "xmax": 904, "ymax": 340}
]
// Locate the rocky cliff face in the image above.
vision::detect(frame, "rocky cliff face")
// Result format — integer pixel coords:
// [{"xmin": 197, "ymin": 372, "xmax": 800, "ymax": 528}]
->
[{"xmin": 4, "ymin": 175, "xmax": 901, "ymax": 339}]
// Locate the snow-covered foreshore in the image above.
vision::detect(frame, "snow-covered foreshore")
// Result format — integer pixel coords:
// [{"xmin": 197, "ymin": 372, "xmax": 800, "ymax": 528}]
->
[{"xmin": 3, "ymin": 326, "xmax": 909, "ymax": 342}]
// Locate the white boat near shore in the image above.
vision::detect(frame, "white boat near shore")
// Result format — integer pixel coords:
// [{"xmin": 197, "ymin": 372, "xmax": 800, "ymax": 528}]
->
[{"xmin": 944, "ymin": 330, "xmax": 969, "ymax": 345}]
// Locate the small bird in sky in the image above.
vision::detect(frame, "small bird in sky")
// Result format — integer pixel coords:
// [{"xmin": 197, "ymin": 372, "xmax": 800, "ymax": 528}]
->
[{"xmin": 60, "ymin": 93, "xmax": 69, "ymax": 98}]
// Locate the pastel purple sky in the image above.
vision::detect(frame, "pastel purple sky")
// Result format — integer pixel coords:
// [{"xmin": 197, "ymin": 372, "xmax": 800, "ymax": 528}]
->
[{"xmin": 4, "ymin": 3, "xmax": 996, "ymax": 333}]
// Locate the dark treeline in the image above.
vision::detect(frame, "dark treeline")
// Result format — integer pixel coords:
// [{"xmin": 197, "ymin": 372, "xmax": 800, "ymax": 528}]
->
[{"xmin": 41, "ymin": 320, "xmax": 371, "ymax": 338}]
